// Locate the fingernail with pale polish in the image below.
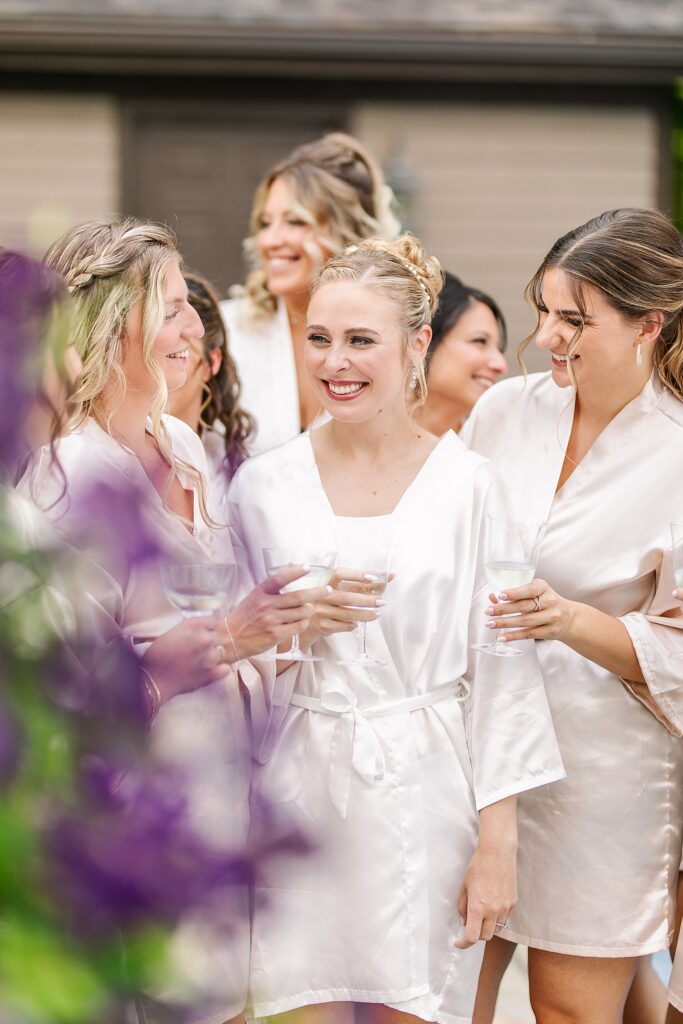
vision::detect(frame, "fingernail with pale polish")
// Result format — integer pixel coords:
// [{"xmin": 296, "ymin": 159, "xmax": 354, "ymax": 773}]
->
[
  {"xmin": 498, "ymin": 592, "xmax": 508, "ymax": 601},
  {"xmin": 486, "ymin": 620, "xmax": 496, "ymax": 629},
  {"xmin": 485, "ymin": 606, "xmax": 494, "ymax": 615},
  {"xmin": 376, "ymin": 599, "xmax": 386, "ymax": 607}
]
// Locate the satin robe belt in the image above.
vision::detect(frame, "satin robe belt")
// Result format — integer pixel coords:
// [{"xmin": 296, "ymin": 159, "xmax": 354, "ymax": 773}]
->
[{"xmin": 289, "ymin": 678, "xmax": 470, "ymax": 818}]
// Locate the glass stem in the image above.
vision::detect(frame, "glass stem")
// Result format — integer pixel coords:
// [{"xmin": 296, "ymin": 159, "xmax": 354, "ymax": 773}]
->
[
  {"xmin": 358, "ymin": 621, "xmax": 368, "ymax": 658},
  {"xmin": 290, "ymin": 633, "xmax": 303, "ymax": 657}
]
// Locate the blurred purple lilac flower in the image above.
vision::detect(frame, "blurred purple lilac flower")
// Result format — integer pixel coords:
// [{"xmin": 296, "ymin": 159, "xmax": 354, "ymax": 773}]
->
[
  {"xmin": 0, "ymin": 686, "xmax": 23, "ymax": 788},
  {"xmin": 45, "ymin": 766, "xmax": 252, "ymax": 940},
  {"xmin": 68, "ymin": 478, "xmax": 163, "ymax": 574},
  {"xmin": 0, "ymin": 250, "xmax": 67, "ymax": 479}
]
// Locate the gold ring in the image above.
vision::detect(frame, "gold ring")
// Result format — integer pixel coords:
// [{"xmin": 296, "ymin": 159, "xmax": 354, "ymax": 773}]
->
[{"xmin": 533, "ymin": 596, "xmax": 541, "ymax": 613}]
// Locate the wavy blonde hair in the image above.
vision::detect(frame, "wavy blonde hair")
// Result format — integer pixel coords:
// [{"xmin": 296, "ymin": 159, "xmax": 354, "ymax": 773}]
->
[
  {"xmin": 520, "ymin": 208, "xmax": 683, "ymax": 401},
  {"xmin": 311, "ymin": 233, "xmax": 443, "ymax": 409},
  {"xmin": 44, "ymin": 217, "xmax": 212, "ymax": 526},
  {"xmin": 241, "ymin": 132, "xmax": 400, "ymax": 316}
]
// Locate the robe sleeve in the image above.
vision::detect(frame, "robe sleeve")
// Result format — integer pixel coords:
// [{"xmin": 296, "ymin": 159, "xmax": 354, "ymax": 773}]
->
[
  {"xmin": 619, "ymin": 548, "xmax": 683, "ymax": 736},
  {"xmin": 225, "ymin": 462, "xmax": 277, "ymax": 762},
  {"xmin": 463, "ymin": 464, "xmax": 566, "ymax": 810}
]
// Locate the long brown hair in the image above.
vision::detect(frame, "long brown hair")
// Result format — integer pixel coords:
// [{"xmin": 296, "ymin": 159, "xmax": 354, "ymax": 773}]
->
[
  {"xmin": 184, "ymin": 271, "xmax": 254, "ymax": 475},
  {"xmin": 520, "ymin": 208, "xmax": 683, "ymax": 401}
]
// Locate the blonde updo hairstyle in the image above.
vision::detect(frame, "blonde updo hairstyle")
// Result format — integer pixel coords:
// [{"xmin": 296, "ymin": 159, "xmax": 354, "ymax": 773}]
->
[
  {"xmin": 521, "ymin": 208, "xmax": 683, "ymax": 401},
  {"xmin": 243, "ymin": 132, "xmax": 400, "ymax": 315},
  {"xmin": 44, "ymin": 217, "xmax": 211, "ymax": 525},
  {"xmin": 311, "ymin": 233, "xmax": 443, "ymax": 408}
]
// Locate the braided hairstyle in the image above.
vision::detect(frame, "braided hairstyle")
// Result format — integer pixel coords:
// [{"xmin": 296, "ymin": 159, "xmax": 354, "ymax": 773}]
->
[
  {"xmin": 44, "ymin": 217, "xmax": 213, "ymax": 527},
  {"xmin": 242, "ymin": 132, "xmax": 400, "ymax": 315},
  {"xmin": 184, "ymin": 270, "xmax": 254, "ymax": 476}
]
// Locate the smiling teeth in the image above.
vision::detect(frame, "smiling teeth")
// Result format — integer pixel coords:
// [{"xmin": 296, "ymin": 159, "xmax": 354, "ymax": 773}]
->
[
  {"xmin": 474, "ymin": 377, "xmax": 493, "ymax": 389},
  {"xmin": 167, "ymin": 351, "xmax": 188, "ymax": 360},
  {"xmin": 328, "ymin": 382, "xmax": 365, "ymax": 395},
  {"xmin": 553, "ymin": 353, "xmax": 577, "ymax": 363}
]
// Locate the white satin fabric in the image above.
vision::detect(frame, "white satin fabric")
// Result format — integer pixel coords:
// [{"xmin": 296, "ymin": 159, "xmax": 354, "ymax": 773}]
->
[
  {"xmin": 21, "ymin": 415, "xmax": 257, "ymax": 1023},
  {"xmin": 220, "ymin": 295, "xmax": 329, "ymax": 454},
  {"xmin": 227, "ymin": 430, "xmax": 564, "ymax": 1023},
  {"xmin": 462, "ymin": 370, "xmax": 683, "ymax": 956}
]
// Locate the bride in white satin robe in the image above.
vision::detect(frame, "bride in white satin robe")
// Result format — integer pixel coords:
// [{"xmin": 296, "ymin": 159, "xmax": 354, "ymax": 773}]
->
[{"xmin": 228, "ymin": 235, "xmax": 565, "ymax": 1024}]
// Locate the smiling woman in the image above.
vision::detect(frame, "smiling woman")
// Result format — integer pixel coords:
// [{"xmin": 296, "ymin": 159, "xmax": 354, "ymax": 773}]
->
[
  {"xmin": 220, "ymin": 132, "xmax": 399, "ymax": 453},
  {"xmin": 417, "ymin": 272, "xmax": 508, "ymax": 436},
  {"xmin": 461, "ymin": 208, "xmax": 683, "ymax": 1024},
  {"xmin": 227, "ymin": 233, "xmax": 564, "ymax": 1024}
]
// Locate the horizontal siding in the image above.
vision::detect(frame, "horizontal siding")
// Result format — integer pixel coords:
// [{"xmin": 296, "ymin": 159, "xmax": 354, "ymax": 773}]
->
[
  {"xmin": 351, "ymin": 103, "xmax": 659, "ymax": 374},
  {"xmin": 0, "ymin": 94, "xmax": 120, "ymax": 256}
]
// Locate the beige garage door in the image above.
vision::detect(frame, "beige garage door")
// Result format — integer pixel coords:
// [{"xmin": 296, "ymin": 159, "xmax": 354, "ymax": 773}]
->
[{"xmin": 352, "ymin": 102, "xmax": 660, "ymax": 372}]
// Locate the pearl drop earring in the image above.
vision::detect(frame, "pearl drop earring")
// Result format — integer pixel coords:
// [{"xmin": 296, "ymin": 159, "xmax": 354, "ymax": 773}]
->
[{"xmin": 636, "ymin": 343, "xmax": 643, "ymax": 367}]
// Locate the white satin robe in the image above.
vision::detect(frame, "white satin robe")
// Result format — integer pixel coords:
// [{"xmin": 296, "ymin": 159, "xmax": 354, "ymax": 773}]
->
[
  {"xmin": 221, "ymin": 295, "xmax": 328, "ymax": 455},
  {"xmin": 21, "ymin": 415, "xmax": 260, "ymax": 1023},
  {"xmin": 461, "ymin": 370, "xmax": 683, "ymax": 956},
  {"xmin": 227, "ymin": 430, "xmax": 565, "ymax": 1024}
]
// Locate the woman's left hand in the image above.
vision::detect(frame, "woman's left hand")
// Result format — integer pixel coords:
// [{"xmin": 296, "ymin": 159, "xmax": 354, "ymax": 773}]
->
[
  {"xmin": 485, "ymin": 578, "xmax": 576, "ymax": 643},
  {"xmin": 456, "ymin": 839, "xmax": 517, "ymax": 947}
]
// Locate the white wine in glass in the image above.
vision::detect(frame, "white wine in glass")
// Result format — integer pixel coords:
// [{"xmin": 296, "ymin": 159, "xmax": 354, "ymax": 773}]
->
[
  {"xmin": 263, "ymin": 547, "xmax": 336, "ymax": 662},
  {"xmin": 161, "ymin": 563, "xmax": 236, "ymax": 619},
  {"xmin": 472, "ymin": 515, "xmax": 547, "ymax": 658}
]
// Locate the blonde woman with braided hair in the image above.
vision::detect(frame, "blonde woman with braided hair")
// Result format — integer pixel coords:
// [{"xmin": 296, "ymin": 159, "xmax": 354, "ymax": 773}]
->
[
  {"xmin": 460, "ymin": 208, "xmax": 683, "ymax": 1024},
  {"xmin": 221, "ymin": 131, "xmax": 400, "ymax": 453},
  {"xmin": 21, "ymin": 217, "xmax": 331, "ymax": 1024},
  {"xmin": 228, "ymin": 234, "xmax": 563, "ymax": 1023}
]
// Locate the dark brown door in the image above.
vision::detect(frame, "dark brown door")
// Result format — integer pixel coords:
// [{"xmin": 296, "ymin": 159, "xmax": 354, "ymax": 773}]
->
[{"xmin": 123, "ymin": 103, "xmax": 344, "ymax": 296}]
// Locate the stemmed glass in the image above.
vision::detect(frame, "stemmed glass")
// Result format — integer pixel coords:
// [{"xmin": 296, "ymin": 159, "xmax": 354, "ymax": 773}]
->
[
  {"xmin": 161, "ymin": 562, "xmax": 237, "ymax": 618},
  {"xmin": 335, "ymin": 528, "xmax": 393, "ymax": 668},
  {"xmin": 262, "ymin": 547, "xmax": 336, "ymax": 662},
  {"xmin": 671, "ymin": 522, "xmax": 683, "ymax": 660},
  {"xmin": 472, "ymin": 514, "xmax": 547, "ymax": 658}
]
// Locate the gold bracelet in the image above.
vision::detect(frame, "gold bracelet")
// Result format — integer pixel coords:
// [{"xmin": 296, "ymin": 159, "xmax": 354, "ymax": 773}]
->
[
  {"xmin": 223, "ymin": 616, "xmax": 240, "ymax": 663},
  {"xmin": 141, "ymin": 668, "xmax": 162, "ymax": 720}
]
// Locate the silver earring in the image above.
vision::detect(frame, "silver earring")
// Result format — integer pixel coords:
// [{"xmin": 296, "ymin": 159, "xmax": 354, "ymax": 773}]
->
[
  {"xmin": 636, "ymin": 343, "xmax": 643, "ymax": 367},
  {"xmin": 409, "ymin": 367, "xmax": 419, "ymax": 390}
]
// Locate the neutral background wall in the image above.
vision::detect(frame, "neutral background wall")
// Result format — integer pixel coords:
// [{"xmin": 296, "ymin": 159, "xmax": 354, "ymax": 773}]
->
[
  {"xmin": 0, "ymin": 94, "xmax": 119, "ymax": 256},
  {"xmin": 0, "ymin": 92, "xmax": 660, "ymax": 376},
  {"xmin": 352, "ymin": 102, "xmax": 659, "ymax": 371}
]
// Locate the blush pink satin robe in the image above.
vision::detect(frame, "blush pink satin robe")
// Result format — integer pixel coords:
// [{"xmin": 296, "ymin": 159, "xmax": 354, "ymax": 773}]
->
[{"xmin": 462, "ymin": 370, "xmax": 683, "ymax": 956}]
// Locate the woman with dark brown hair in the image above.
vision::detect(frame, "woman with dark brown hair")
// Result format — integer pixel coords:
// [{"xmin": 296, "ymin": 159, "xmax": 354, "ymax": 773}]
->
[{"xmin": 168, "ymin": 270, "xmax": 254, "ymax": 502}]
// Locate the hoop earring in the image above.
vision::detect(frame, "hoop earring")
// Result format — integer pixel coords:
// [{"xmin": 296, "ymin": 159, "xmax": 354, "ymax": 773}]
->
[
  {"xmin": 636, "ymin": 343, "xmax": 643, "ymax": 367},
  {"xmin": 409, "ymin": 367, "xmax": 419, "ymax": 390}
]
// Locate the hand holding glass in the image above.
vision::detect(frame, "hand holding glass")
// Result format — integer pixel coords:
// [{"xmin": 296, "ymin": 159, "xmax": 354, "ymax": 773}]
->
[
  {"xmin": 161, "ymin": 562, "xmax": 237, "ymax": 619},
  {"xmin": 262, "ymin": 547, "xmax": 336, "ymax": 662},
  {"xmin": 472, "ymin": 515, "xmax": 547, "ymax": 658},
  {"xmin": 336, "ymin": 530, "xmax": 393, "ymax": 667}
]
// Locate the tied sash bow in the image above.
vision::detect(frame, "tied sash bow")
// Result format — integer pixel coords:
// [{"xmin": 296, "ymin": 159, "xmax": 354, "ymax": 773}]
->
[{"xmin": 289, "ymin": 677, "xmax": 468, "ymax": 818}]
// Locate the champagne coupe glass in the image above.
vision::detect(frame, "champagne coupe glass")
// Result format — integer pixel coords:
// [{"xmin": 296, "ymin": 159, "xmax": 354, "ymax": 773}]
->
[
  {"xmin": 262, "ymin": 547, "xmax": 336, "ymax": 662},
  {"xmin": 671, "ymin": 522, "xmax": 683, "ymax": 660},
  {"xmin": 335, "ymin": 528, "xmax": 393, "ymax": 668},
  {"xmin": 471, "ymin": 514, "xmax": 548, "ymax": 658},
  {"xmin": 161, "ymin": 562, "xmax": 237, "ymax": 619}
]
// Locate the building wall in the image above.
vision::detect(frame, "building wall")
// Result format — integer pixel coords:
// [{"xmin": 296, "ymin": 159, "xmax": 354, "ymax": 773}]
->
[
  {"xmin": 0, "ymin": 94, "xmax": 119, "ymax": 256},
  {"xmin": 351, "ymin": 102, "xmax": 659, "ymax": 371}
]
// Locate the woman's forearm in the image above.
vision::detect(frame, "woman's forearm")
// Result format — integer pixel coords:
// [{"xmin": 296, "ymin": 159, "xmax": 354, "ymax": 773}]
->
[{"xmin": 564, "ymin": 601, "xmax": 644, "ymax": 683}]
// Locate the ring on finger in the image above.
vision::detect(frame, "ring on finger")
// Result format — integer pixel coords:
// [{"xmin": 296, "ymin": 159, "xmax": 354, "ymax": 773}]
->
[
  {"xmin": 532, "ymin": 595, "xmax": 541, "ymax": 613},
  {"xmin": 494, "ymin": 920, "xmax": 509, "ymax": 931}
]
